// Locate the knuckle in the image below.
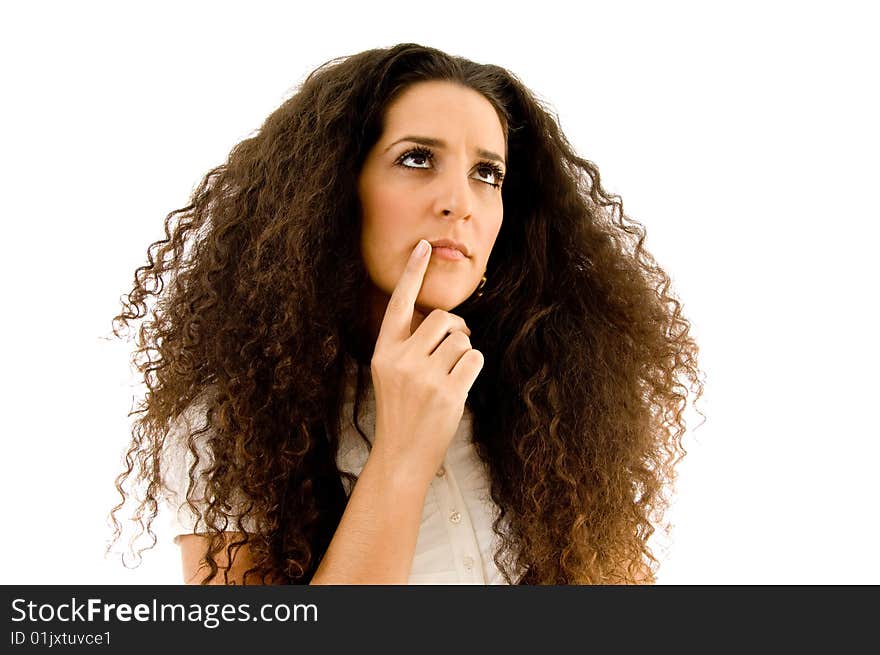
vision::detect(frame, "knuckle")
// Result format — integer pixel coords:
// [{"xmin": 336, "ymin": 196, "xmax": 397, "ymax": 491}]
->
[
  {"xmin": 370, "ymin": 357, "xmax": 385, "ymax": 376},
  {"xmin": 425, "ymin": 375, "xmax": 444, "ymax": 395}
]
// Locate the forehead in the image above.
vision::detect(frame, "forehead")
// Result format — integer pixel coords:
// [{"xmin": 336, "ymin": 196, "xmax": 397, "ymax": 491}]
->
[{"xmin": 380, "ymin": 80, "xmax": 506, "ymax": 151}]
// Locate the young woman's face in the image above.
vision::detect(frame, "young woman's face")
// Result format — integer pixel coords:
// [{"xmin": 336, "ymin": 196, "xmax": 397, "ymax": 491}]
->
[{"xmin": 358, "ymin": 80, "xmax": 506, "ymax": 317}]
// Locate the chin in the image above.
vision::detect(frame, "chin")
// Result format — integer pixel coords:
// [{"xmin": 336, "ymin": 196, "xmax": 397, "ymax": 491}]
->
[{"xmin": 415, "ymin": 290, "xmax": 466, "ymax": 313}]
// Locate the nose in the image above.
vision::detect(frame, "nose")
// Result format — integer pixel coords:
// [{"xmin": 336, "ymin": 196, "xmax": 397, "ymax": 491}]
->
[{"xmin": 432, "ymin": 165, "xmax": 473, "ymax": 220}]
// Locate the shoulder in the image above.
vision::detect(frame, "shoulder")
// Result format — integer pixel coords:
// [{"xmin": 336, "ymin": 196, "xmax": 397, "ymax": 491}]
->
[
  {"xmin": 159, "ymin": 385, "xmax": 261, "ymax": 542},
  {"xmin": 178, "ymin": 532, "xmax": 284, "ymax": 585},
  {"xmin": 159, "ymin": 386, "xmax": 222, "ymax": 497},
  {"xmin": 169, "ymin": 387, "xmax": 221, "ymax": 437}
]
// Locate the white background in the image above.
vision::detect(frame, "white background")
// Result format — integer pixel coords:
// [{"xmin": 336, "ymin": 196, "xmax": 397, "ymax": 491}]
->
[{"xmin": 1, "ymin": 1, "xmax": 877, "ymax": 584}]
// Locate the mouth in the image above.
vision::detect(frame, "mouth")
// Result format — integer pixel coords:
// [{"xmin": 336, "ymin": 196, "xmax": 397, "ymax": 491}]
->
[
  {"xmin": 430, "ymin": 246, "xmax": 468, "ymax": 261},
  {"xmin": 427, "ymin": 238, "xmax": 470, "ymax": 258}
]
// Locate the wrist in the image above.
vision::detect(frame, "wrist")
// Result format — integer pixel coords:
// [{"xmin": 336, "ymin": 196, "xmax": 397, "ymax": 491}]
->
[{"xmin": 366, "ymin": 443, "xmax": 435, "ymax": 493}]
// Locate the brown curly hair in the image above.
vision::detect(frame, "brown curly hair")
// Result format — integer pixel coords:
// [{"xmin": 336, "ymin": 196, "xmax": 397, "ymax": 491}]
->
[{"xmin": 106, "ymin": 42, "xmax": 704, "ymax": 585}]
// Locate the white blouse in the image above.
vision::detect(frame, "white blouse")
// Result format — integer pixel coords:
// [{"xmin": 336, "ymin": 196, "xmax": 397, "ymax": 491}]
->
[
  {"xmin": 160, "ymin": 359, "xmax": 525, "ymax": 585},
  {"xmin": 336, "ymin": 358, "xmax": 525, "ymax": 585}
]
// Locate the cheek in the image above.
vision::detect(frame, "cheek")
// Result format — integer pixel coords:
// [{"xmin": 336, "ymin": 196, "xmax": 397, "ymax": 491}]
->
[
  {"xmin": 479, "ymin": 213, "xmax": 503, "ymax": 257},
  {"xmin": 360, "ymin": 187, "xmax": 420, "ymax": 287},
  {"xmin": 363, "ymin": 184, "xmax": 418, "ymax": 237},
  {"xmin": 491, "ymin": 212, "xmax": 503, "ymax": 239}
]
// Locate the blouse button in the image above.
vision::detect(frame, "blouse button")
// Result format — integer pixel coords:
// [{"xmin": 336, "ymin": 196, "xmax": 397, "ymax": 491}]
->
[
  {"xmin": 463, "ymin": 556, "xmax": 474, "ymax": 571},
  {"xmin": 449, "ymin": 510, "xmax": 461, "ymax": 524},
  {"xmin": 436, "ymin": 466, "xmax": 446, "ymax": 477}
]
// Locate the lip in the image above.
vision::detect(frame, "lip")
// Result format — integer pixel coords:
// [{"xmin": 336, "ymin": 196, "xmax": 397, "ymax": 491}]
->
[
  {"xmin": 431, "ymin": 246, "xmax": 467, "ymax": 261},
  {"xmin": 428, "ymin": 238, "xmax": 470, "ymax": 258}
]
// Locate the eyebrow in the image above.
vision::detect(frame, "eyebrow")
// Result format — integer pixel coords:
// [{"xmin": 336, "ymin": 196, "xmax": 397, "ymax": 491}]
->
[{"xmin": 385, "ymin": 136, "xmax": 506, "ymax": 167}]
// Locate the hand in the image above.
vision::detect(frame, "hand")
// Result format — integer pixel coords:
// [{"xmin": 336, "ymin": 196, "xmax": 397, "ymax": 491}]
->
[{"xmin": 369, "ymin": 239, "xmax": 485, "ymax": 485}]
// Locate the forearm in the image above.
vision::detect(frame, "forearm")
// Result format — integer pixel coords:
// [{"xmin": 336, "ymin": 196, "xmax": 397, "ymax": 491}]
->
[{"xmin": 309, "ymin": 446, "xmax": 430, "ymax": 585}]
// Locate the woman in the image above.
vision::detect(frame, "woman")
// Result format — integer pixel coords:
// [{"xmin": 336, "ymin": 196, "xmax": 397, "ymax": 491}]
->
[{"xmin": 107, "ymin": 42, "xmax": 704, "ymax": 585}]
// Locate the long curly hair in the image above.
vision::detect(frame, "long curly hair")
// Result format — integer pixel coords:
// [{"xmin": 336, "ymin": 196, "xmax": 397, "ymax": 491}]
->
[{"xmin": 107, "ymin": 42, "xmax": 704, "ymax": 585}]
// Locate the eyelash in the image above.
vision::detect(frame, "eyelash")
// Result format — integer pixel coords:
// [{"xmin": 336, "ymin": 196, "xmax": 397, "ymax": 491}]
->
[{"xmin": 395, "ymin": 146, "xmax": 505, "ymax": 189}]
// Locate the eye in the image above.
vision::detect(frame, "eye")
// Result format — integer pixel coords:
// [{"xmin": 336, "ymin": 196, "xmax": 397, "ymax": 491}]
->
[
  {"xmin": 398, "ymin": 147, "xmax": 433, "ymax": 169},
  {"xmin": 395, "ymin": 146, "xmax": 505, "ymax": 189},
  {"xmin": 474, "ymin": 163, "xmax": 505, "ymax": 189}
]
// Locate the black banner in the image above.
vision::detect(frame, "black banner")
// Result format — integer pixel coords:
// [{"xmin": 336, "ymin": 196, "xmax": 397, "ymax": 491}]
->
[{"xmin": 1, "ymin": 586, "xmax": 875, "ymax": 650}]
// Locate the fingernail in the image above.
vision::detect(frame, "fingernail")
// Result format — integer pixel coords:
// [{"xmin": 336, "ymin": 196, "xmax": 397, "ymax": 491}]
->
[{"xmin": 416, "ymin": 240, "xmax": 430, "ymax": 257}]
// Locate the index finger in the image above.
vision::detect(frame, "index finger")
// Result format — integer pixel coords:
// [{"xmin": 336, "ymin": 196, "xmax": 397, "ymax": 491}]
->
[{"xmin": 376, "ymin": 239, "xmax": 431, "ymax": 347}]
